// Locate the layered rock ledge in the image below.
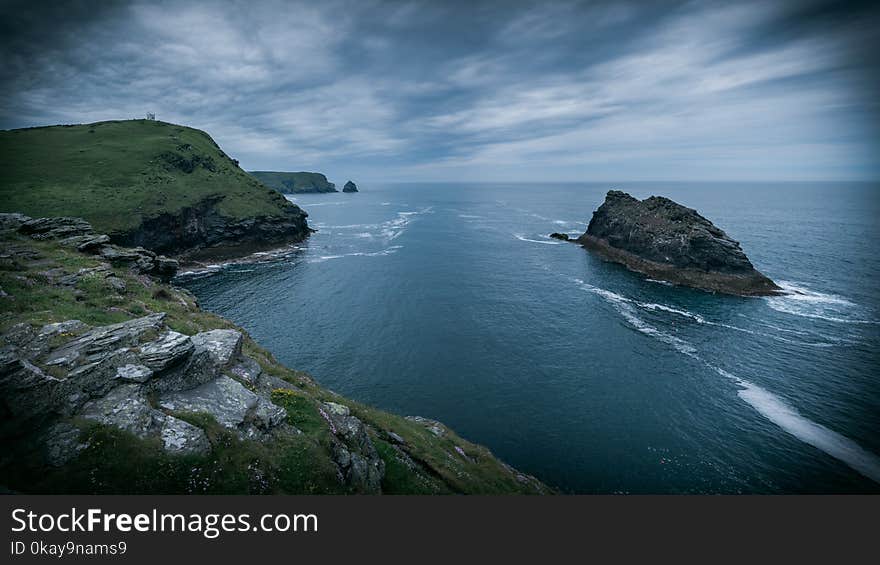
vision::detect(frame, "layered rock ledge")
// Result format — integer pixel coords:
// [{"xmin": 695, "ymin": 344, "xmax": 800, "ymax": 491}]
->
[{"xmin": 574, "ymin": 191, "xmax": 780, "ymax": 296}]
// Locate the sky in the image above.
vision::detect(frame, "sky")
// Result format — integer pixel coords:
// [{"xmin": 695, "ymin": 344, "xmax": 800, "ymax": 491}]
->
[{"xmin": 1, "ymin": 0, "xmax": 878, "ymax": 182}]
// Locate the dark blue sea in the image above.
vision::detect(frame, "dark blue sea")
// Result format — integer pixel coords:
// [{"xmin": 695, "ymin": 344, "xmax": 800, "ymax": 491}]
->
[{"xmin": 179, "ymin": 182, "xmax": 880, "ymax": 493}]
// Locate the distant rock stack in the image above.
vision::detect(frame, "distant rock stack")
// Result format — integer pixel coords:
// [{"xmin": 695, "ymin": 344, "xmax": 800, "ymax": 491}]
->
[
  {"xmin": 574, "ymin": 190, "xmax": 781, "ymax": 296},
  {"xmin": 343, "ymin": 180, "xmax": 359, "ymax": 193}
]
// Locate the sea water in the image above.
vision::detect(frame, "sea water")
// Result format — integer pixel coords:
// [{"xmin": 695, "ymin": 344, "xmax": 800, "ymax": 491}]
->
[{"xmin": 179, "ymin": 182, "xmax": 880, "ymax": 493}]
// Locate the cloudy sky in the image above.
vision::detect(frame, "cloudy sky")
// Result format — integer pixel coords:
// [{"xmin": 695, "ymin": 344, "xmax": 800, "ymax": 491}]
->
[{"xmin": 1, "ymin": 0, "xmax": 878, "ymax": 181}]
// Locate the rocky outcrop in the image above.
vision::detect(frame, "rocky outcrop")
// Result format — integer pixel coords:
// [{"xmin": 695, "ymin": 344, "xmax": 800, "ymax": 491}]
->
[
  {"xmin": 342, "ymin": 180, "xmax": 358, "ymax": 193},
  {"xmin": 0, "ymin": 312, "xmax": 379, "ymax": 483},
  {"xmin": 575, "ymin": 191, "xmax": 780, "ymax": 296},
  {"xmin": 3, "ymin": 213, "xmax": 179, "ymax": 281},
  {"xmin": 549, "ymin": 232, "xmax": 570, "ymax": 241},
  {"xmin": 111, "ymin": 195, "xmax": 310, "ymax": 260}
]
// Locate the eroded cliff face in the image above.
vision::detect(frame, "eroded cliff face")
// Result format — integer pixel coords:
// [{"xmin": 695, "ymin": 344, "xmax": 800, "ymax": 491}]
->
[
  {"xmin": 112, "ymin": 196, "xmax": 310, "ymax": 260},
  {"xmin": 576, "ymin": 191, "xmax": 780, "ymax": 296}
]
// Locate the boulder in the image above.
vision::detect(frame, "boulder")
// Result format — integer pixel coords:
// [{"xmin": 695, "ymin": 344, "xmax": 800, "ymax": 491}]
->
[
  {"xmin": 576, "ymin": 190, "xmax": 781, "ymax": 296},
  {"xmin": 115, "ymin": 363, "xmax": 154, "ymax": 383},
  {"xmin": 43, "ymin": 313, "xmax": 166, "ymax": 369},
  {"xmin": 19, "ymin": 217, "xmax": 94, "ymax": 240},
  {"xmin": 230, "ymin": 356, "xmax": 262, "ymax": 385},
  {"xmin": 321, "ymin": 401, "xmax": 384, "ymax": 492},
  {"xmin": 342, "ymin": 180, "xmax": 358, "ymax": 193},
  {"xmin": 549, "ymin": 232, "xmax": 570, "ymax": 241},
  {"xmin": 138, "ymin": 331, "xmax": 193, "ymax": 371},
  {"xmin": 157, "ymin": 414, "xmax": 210, "ymax": 454},
  {"xmin": 158, "ymin": 375, "xmax": 258, "ymax": 430},
  {"xmin": 190, "ymin": 329, "xmax": 242, "ymax": 368},
  {"xmin": 80, "ymin": 384, "xmax": 156, "ymax": 438},
  {"xmin": 0, "ymin": 213, "xmax": 32, "ymax": 231}
]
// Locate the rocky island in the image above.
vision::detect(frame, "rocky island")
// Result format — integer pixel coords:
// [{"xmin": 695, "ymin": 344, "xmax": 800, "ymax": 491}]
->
[
  {"xmin": 343, "ymin": 180, "xmax": 358, "ymax": 193},
  {"xmin": 571, "ymin": 190, "xmax": 780, "ymax": 296}
]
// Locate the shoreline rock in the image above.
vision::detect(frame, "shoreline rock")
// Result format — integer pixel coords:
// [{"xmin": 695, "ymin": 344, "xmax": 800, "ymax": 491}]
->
[
  {"xmin": 342, "ymin": 180, "xmax": 358, "ymax": 193},
  {"xmin": 574, "ymin": 191, "xmax": 781, "ymax": 296}
]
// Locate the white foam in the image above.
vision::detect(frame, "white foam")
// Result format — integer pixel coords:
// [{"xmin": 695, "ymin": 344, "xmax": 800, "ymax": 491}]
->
[
  {"xmin": 646, "ymin": 278, "xmax": 674, "ymax": 286},
  {"xmin": 639, "ymin": 302, "xmax": 707, "ymax": 324},
  {"xmin": 711, "ymin": 367, "xmax": 880, "ymax": 484},
  {"xmin": 766, "ymin": 281, "xmax": 877, "ymax": 324},
  {"xmin": 458, "ymin": 214, "xmax": 483, "ymax": 219},
  {"xmin": 570, "ymin": 277, "xmax": 879, "ymax": 483},
  {"xmin": 306, "ymin": 246, "xmax": 402, "ymax": 264},
  {"xmin": 574, "ymin": 279, "xmax": 696, "ymax": 355},
  {"xmin": 514, "ymin": 234, "xmax": 562, "ymax": 245}
]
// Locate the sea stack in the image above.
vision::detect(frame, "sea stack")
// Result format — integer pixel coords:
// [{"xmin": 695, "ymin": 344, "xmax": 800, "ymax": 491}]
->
[
  {"xmin": 575, "ymin": 190, "xmax": 781, "ymax": 296},
  {"xmin": 343, "ymin": 180, "xmax": 359, "ymax": 193}
]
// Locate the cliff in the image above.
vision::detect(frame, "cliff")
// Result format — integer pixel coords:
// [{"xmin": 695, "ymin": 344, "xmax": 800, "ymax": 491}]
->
[
  {"xmin": 0, "ymin": 120, "xmax": 310, "ymax": 260},
  {"xmin": 0, "ymin": 213, "xmax": 549, "ymax": 494},
  {"xmin": 576, "ymin": 191, "xmax": 780, "ymax": 296},
  {"xmin": 249, "ymin": 171, "xmax": 338, "ymax": 193}
]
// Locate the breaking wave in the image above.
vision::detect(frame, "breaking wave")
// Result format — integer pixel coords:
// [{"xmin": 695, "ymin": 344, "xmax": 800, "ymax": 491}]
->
[{"xmin": 766, "ymin": 281, "xmax": 878, "ymax": 324}]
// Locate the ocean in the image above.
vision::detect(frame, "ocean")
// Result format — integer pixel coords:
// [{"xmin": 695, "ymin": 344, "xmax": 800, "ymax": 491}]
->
[{"xmin": 178, "ymin": 182, "xmax": 880, "ymax": 493}]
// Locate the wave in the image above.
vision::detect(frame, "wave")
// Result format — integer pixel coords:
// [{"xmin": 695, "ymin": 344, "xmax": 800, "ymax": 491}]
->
[
  {"xmin": 307, "ymin": 246, "xmax": 402, "ymax": 264},
  {"xmin": 514, "ymin": 234, "xmax": 563, "ymax": 245},
  {"xmin": 573, "ymin": 279, "xmax": 697, "ymax": 355},
  {"xmin": 766, "ymin": 281, "xmax": 878, "ymax": 324},
  {"xmin": 639, "ymin": 302, "xmax": 707, "ymax": 324},
  {"xmin": 458, "ymin": 214, "xmax": 483, "ymax": 219},
  {"xmin": 711, "ymin": 367, "xmax": 880, "ymax": 484},
  {"xmin": 572, "ymin": 276, "xmax": 879, "ymax": 482}
]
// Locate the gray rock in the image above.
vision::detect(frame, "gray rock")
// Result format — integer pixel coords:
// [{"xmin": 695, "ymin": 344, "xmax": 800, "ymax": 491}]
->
[
  {"xmin": 138, "ymin": 331, "xmax": 193, "ymax": 371},
  {"xmin": 44, "ymin": 421, "xmax": 89, "ymax": 467},
  {"xmin": 149, "ymin": 345, "xmax": 219, "ymax": 394},
  {"xmin": 66, "ymin": 348, "xmax": 141, "ymax": 397},
  {"xmin": 248, "ymin": 398, "xmax": 287, "ymax": 432},
  {"xmin": 158, "ymin": 415, "xmax": 210, "ymax": 454},
  {"xmin": 80, "ymin": 384, "xmax": 156, "ymax": 438},
  {"xmin": 0, "ymin": 349, "xmax": 67, "ymax": 423},
  {"xmin": 44, "ymin": 313, "xmax": 166, "ymax": 369},
  {"xmin": 59, "ymin": 233, "xmax": 111, "ymax": 252},
  {"xmin": 115, "ymin": 363, "xmax": 154, "ymax": 383},
  {"xmin": 190, "ymin": 329, "xmax": 242, "ymax": 368},
  {"xmin": 159, "ymin": 375, "xmax": 258, "ymax": 429},
  {"xmin": 406, "ymin": 415, "xmax": 446, "ymax": 437},
  {"xmin": 321, "ymin": 401, "xmax": 384, "ymax": 492},
  {"xmin": 229, "ymin": 356, "xmax": 262, "ymax": 385},
  {"xmin": 0, "ymin": 213, "xmax": 32, "ymax": 231},
  {"xmin": 19, "ymin": 217, "xmax": 94, "ymax": 240},
  {"xmin": 342, "ymin": 180, "xmax": 358, "ymax": 193}
]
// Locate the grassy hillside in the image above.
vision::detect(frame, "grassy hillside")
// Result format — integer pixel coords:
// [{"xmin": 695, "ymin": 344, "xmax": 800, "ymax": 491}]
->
[
  {"xmin": 249, "ymin": 171, "xmax": 337, "ymax": 193},
  {"xmin": 0, "ymin": 120, "xmax": 301, "ymax": 237}
]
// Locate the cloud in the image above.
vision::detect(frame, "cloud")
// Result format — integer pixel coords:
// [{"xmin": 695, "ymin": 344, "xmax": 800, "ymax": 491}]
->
[{"xmin": 1, "ymin": 0, "xmax": 877, "ymax": 181}]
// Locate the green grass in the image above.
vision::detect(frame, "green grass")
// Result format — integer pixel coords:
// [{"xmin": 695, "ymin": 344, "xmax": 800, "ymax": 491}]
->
[{"xmin": 0, "ymin": 119, "xmax": 294, "ymax": 235}]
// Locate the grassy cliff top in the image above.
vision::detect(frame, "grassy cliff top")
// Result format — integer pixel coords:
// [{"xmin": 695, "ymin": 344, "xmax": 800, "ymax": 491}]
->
[
  {"xmin": 0, "ymin": 120, "xmax": 294, "ymax": 235},
  {"xmin": 248, "ymin": 171, "xmax": 337, "ymax": 193}
]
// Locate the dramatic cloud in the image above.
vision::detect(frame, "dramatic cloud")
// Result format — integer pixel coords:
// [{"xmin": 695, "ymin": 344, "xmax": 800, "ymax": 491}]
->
[{"xmin": 1, "ymin": 0, "xmax": 878, "ymax": 181}]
